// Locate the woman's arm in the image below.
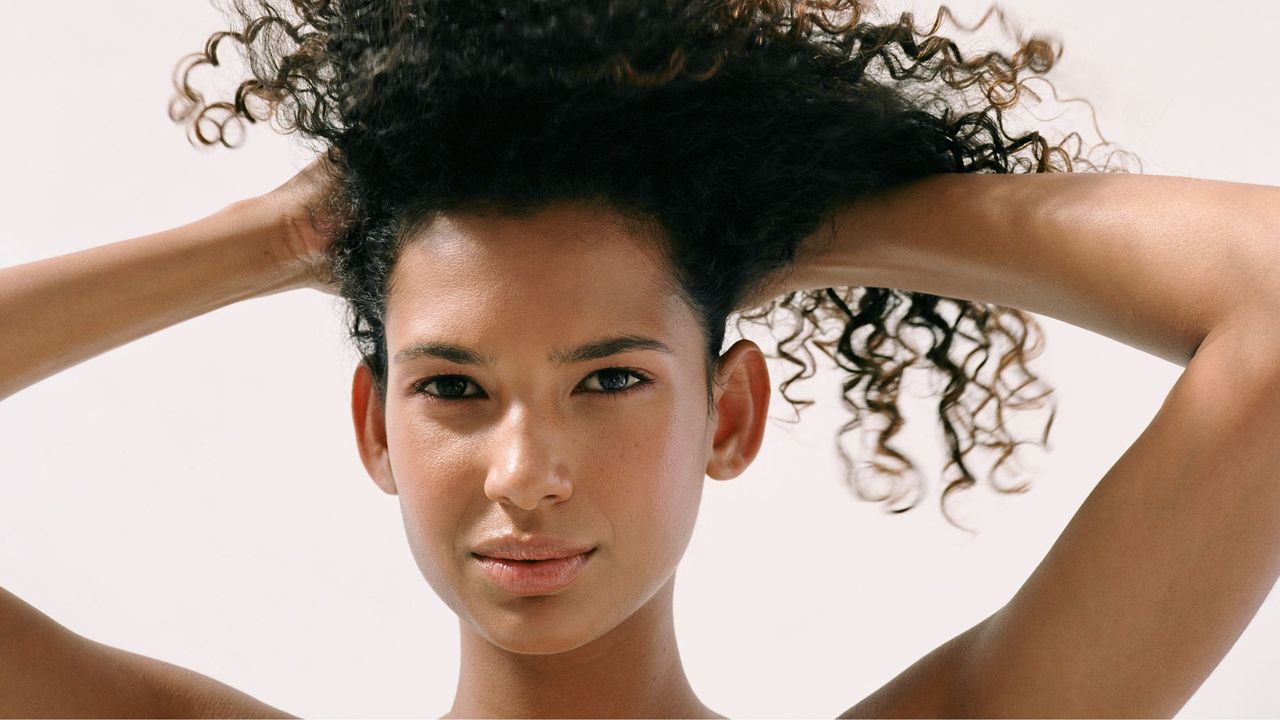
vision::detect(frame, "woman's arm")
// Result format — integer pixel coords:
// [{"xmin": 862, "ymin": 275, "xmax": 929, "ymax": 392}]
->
[
  {"xmin": 0, "ymin": 182, "xmax": 332, "ymax": 717},
  {"xmin": 794, "ymin": 172, "xmax": 1280, "ymax": 367},
  {"xmin": 808, "ymin": 173, "xmax": 1280, "ymax": 717},
  {"xmin": 0, "ymin": 194, "xmax": 316, "ymax": 403}
]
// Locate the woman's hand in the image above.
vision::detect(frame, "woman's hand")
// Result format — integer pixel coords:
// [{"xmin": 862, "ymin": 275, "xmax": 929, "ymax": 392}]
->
[
  {"xmin": 738, "ymin": 264, "xmax": 797, "ymax": 310},
  {"xmin": 256, "ymin": 156, "xmax": 346, "ymax": 295},
  {"xmin": 736, "ymin": 215, "xmax": 857, "ymax": 311}
]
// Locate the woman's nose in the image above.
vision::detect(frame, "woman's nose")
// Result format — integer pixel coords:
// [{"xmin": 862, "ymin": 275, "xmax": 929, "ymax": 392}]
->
[{"xmin": 483, "ymin": 405, "xmax": 573, "ymax": 510}]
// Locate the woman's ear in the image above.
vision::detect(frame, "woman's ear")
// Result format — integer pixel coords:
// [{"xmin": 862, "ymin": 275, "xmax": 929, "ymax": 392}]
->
[
  {"xmin": 705, "ymin": 339, "xmax": 771, "ymax": 480},
  {"xmin": 351, "ymin": 360, "xmax": 398, "ymax": 495}
]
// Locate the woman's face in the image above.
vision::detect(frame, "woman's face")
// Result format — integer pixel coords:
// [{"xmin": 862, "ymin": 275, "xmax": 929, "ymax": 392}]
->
[{"xmin": 350, "ymin": 203, "xmax": 769, "ymax": 654}]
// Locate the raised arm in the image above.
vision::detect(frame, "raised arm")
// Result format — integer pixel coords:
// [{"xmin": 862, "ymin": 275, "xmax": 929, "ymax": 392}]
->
[
  {"xmin": 1, "ymin": 198, "xmax": 315, "ymax": 402},
  {"xmin": 810, "ymin": 172, "xmax": 1280, "ymax": 718},
  {"xmin": 795, "ymin": 172, "xmax": 1280, "ymax": 366},
  {"xmin": 0, "ymin": 166, "xmax": 332, "ymax": 717},
  {"xmin": 0, "ymin": 160, "xmax": 337, "ymax": 402}
]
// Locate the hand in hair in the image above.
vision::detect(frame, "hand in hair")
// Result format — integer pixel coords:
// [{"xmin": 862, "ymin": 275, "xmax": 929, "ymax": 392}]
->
[{"xmin": 256, "ymin": 155, "xmax": 347, "ymax": 295}]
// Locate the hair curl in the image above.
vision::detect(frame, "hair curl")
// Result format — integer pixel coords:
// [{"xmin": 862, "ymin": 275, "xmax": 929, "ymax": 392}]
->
[{"xmin": 170, "ymin": 0, "xmax": 1139, "ymax": 533}]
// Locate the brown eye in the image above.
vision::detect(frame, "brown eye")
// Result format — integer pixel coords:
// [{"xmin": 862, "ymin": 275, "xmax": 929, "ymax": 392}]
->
[{"xmin": 414, "ymin": 375, "xmax": 483, "ymax": 399}]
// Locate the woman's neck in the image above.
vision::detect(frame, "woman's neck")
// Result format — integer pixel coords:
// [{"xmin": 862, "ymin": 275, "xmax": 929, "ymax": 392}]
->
[{"xmin": 445, "ymin": 577, "xmax": 721, "ymax": 718}]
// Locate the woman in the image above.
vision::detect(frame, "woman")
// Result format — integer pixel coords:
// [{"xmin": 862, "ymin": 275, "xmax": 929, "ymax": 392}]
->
[{"xmin": 2, "ymin": 0, "xmax": 1278, "ymax": 717}]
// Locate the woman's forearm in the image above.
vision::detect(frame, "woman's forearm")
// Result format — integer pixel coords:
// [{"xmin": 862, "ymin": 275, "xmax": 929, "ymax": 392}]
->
[
  {"xmin": 0, "ymin": 199, "xmax": 304, "ymax": 402},
  {"xmin": 797, "ymin": 173, "xmax": 1280, "ymax": 367}
]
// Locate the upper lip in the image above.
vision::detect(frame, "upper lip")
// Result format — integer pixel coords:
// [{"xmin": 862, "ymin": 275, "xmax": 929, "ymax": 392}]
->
[{"xmin": 472, "ymin": 534, "xmax": 596, "ymax": 561}]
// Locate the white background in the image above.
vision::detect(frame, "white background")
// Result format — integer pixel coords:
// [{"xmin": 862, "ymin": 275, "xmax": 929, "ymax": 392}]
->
[{"xmin": 1, "ymin": 1, "xmax": 1277, "ymax": 717}]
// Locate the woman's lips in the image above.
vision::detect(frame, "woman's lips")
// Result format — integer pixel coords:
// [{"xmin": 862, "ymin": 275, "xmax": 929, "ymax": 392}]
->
[{"xmin": 473, "ymin": 548, "xmax": 596, "ymax": 595}]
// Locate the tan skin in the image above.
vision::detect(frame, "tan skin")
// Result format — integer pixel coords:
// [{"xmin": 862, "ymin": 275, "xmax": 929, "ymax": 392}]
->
[
  {"xmin": 351, "ymin": 207, "xmax": 769, "ymax": 719},
  {"xmin": 2, "ymin": 157, "xmax": 1279, "ymax": 717}
]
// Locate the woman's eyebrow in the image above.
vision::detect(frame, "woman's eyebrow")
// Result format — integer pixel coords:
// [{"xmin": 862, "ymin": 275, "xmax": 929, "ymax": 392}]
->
[{"xmin": 393, "ymin": 334, "xmax": 673, "ymax": 367}]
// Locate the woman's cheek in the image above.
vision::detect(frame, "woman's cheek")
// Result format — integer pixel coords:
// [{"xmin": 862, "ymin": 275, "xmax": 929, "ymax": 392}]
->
[
  {"xmin": 600, "ymin": 399, "xmax": 706, "ymax": 528},
  {"xmin": 391, "ymin": 415, "xmax": 470, "ymax": 490},
  {"xmin": 389, "ymin": 422, "xmax": 478, "ymax": 591}
]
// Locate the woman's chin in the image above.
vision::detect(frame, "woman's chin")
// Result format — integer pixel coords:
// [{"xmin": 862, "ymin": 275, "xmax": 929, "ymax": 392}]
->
[{"xmin": 472, "ymin": 612, "xmax": 604, "ymax": 655}]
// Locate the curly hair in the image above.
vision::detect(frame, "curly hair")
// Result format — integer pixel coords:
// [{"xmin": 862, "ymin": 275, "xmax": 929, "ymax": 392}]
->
[{"xmin": 169, "ymin": 0, "xmax": 1139, "ymax": 533}]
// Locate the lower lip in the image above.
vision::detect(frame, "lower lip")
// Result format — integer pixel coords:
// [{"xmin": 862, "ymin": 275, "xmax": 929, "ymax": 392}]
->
[{"xmin": 473, "ymin": 549, "xmax": 596, "ymax": 595}]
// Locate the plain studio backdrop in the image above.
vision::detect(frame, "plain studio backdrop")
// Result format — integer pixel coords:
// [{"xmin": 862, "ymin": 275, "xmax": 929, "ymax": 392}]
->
[{"xmin": 2, "ymin": 1, "xmax": 1278, "ymax": 718}]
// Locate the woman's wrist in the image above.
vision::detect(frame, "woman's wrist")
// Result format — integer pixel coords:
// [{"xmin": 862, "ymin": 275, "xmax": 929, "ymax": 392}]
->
[
  {"xmin": 215, "ymin": 196, "xmax": 318, "ymax": 295},
  {"xmin": 0, "ymin": 201, "xmax": 309, "ymax": 400},
  {"xmin": 739, "ymin": 194, "xmax": 888, "ymax": 310},
  {"xmin": 245, "ymin": 159, "xmax": 345, "ymax": 295}
]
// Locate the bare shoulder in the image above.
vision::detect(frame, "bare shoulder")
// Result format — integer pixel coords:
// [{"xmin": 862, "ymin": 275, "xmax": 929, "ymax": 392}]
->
[
  {"xmin": 835, "ymin": 618, "xmax": 987, "ymax": 719},
  {"xmin": 0, "ymin": 585, "xmax": 297, "ymax": 718}
]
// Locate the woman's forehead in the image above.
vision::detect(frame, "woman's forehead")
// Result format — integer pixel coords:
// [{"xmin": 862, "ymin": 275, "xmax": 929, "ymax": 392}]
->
[
  {"xmin": 384, "ymin": 204, "xmax": 694, "ymax": 353},
  {"xmin": 407, "ymin": 204, "xmax": 665, "ymax": 266}
]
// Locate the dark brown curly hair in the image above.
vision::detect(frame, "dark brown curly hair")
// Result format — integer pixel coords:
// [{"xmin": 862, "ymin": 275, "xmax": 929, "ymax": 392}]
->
[{"xmin": 169, "ymin": 0, "xmax": 1139, "ymax": 532}]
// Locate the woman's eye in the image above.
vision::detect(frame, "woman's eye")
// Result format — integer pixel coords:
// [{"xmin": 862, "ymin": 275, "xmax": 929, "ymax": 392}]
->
[
  {"xmin": 579, "ymin": 368, "xmax": 652, "ymax": 395},
  {"xmin": 415, "ymin": 376, "xmax": 482, "ymax": 399},
  {"xmin": 412, "ymin": 368, "xmax": 652, "ymax": 401}
]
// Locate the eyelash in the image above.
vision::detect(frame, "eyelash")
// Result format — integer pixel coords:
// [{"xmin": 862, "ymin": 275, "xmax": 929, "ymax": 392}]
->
[{"xmin": 410, "ymin": 368, "xmax": 655, "ymax": 402}]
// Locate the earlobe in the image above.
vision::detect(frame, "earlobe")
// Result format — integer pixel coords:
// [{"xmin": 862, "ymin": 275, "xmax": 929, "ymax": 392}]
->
[
  {"xmin": 351, "ymin": 360, "xmax": 398, "ymax": 495},
  {"xmin": 705, "ymin": 339, "xmax": 771, "ymax": 480}
]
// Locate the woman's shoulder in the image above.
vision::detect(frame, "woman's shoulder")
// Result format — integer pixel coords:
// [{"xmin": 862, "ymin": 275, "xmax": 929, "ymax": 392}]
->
[
  {"xmin": 0, "ymin": 586, "xmax": 297, "ymax": 718},
  {"xmin": 834, "ymin": 622, "xmax": 982, "ymax": 718}
]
